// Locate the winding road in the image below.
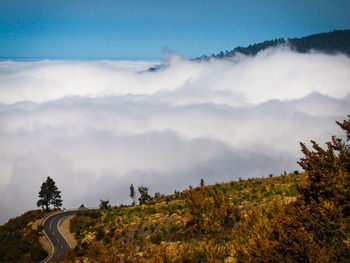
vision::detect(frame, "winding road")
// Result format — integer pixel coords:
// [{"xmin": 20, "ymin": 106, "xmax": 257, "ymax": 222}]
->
[{"xmin": 42, "ymin": 211, "xmax": 76, "ymax": 262}]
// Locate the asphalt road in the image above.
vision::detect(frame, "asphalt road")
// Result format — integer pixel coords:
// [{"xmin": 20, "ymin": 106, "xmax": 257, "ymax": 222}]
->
[{"xmin": 42, "ymin": 210, "xmax": 76, "ymax": 262}]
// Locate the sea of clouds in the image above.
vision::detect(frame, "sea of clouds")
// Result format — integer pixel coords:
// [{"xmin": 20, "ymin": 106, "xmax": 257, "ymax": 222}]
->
[{"xmin": 1, "ymin": 47, "xmax": 350, "ymax": 224}]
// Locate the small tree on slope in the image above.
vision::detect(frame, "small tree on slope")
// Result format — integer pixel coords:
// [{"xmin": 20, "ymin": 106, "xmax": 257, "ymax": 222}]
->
[
  {"xmin": 138, "ymin": 186, "xmax": 151, "ymax": 205},
  {"xmin": 130, "ymin": 184, "xmax": 136, "ymax": 205}
]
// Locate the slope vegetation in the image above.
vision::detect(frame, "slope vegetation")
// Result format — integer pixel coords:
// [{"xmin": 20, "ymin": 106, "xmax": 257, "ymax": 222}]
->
[
  {"xmin": 61, "ymin": 115, "xmax": 350, "ymax": 263},
  {"xmin": 60, "ymin": 172, "xmax": 302, "ymax": 262},
  {"xmin": 0, "ymin": 210, "xmax": 48, "ymax": 263}
]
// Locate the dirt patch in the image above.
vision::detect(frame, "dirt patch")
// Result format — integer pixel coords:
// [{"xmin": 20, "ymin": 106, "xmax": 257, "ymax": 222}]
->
[{"xmin": 59, "ymin": 215, "xmax": 78, "ymax": 248}]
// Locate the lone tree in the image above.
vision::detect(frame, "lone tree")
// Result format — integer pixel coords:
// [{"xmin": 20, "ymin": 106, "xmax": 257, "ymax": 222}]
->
[
  {"xmin": 130, "ymin": 184, "xmax": 136, "ymax": 205},
  {"xmin": 37, "ymin": 176, "xmax": 62, "ymax": 211},
  {"xmin": 138, "ymin": 186, "xmax": 151, "ymax": 205}
]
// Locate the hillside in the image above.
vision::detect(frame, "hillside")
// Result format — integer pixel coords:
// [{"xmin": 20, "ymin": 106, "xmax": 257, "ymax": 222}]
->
[
  {"xmin": 195, "ymin": 29, "xmax": 350, "ymax": 60},
  {"xmin": 59, "ymin": 115, "xmax": 350, "ymax": 263},
  {"xmin": 0, "ymin": 210, "xmax": 48, "ymax": 263},
  {"xmin": 1, "ymin": 115, "xmax": 349, "ymax": 263},
  {"xmin": 62, "ymin": 172, "xmax": 304, "ymax": 262}
]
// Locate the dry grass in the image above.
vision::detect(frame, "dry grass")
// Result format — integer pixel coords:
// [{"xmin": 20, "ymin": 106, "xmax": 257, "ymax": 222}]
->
[
  {"xmin": 39, "ymin": 234, "xmax": 52, "ymax": 255},
  {"xmin": 59, "ymin": 215, "xmax": 78, "ymax": 248}
]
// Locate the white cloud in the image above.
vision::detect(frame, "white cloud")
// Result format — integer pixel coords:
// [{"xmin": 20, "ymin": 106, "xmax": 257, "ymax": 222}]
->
[{"xmin": 0, "ymin": 47, "xmax": 349, "ymax": 224}]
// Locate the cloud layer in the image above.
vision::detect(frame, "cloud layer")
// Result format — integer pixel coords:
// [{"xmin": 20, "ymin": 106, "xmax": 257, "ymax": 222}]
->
[{"xmin": 1, "ymin": 48, "xmax": 350, "ymax": 224}]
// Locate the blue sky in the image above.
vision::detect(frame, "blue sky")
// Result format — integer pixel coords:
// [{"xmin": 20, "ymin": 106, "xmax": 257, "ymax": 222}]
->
[{"xmin": 1, "ymin": 0, "xmax": 350, "ymax": 59}]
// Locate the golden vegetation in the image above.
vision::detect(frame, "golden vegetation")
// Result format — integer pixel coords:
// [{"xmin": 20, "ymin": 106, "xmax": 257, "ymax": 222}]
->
[
  {"xmin": 60, "ymin": 115, "xmax": 350, "ymax": 262},
  {"xmin": 61, "ymin": 172, "xmax": 304, "ymax": 263},
  {"xmin": 3, "ymin": 116, "xmax": 348, "ymax": 263}
]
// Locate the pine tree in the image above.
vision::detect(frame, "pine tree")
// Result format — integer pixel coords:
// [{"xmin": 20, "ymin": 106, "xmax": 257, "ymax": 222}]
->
[
  {"xmin": 130, "ymin": 184, "xmax": 136, "ymax": 205},
  {"xmin": 37, "ymin": 176, "xmax": 63, "ymax": 211}
]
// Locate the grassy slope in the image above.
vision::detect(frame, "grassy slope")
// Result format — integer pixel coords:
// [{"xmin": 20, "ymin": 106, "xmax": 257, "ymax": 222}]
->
[{"xmin": 64, "ymin": 172, "xmax": 305, "ymax": 261}]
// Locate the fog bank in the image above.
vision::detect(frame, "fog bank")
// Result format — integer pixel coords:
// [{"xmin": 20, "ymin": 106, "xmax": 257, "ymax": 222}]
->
[{"xmin": 1, "ymin": 48, "xmax": 349, "ymax": 224}]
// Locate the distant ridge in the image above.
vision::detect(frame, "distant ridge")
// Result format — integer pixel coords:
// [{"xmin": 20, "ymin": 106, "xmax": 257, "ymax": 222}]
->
[{"xmin": 195, "ymin": 29, "xmax": 350, "ymax": 61}]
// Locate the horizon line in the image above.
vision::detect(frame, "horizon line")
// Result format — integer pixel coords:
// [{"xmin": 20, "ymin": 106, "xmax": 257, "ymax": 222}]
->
[{"xmin": 0, "ymin": 56, "xmax": 164, "ymax": 62}]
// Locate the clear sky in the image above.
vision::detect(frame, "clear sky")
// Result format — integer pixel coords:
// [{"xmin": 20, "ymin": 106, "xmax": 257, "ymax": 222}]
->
[{"xmin": 1, "ymin": 0, "xmax": 350, "ymax": 59}]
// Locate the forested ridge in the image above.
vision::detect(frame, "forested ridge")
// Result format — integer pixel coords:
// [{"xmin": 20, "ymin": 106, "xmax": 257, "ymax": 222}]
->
[{"xmin": 196, "ymin": 29, "xmax": 350, "ymax": 60}]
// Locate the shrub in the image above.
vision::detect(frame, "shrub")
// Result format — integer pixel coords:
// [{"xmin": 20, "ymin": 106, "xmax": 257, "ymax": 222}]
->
[
  {"xmin": 186, "ymin": 188, "xmax": 240, "ymax": 241},
  {"xmin": 243, "ymin": 115, "xmax": 350, "ymax": 262}
]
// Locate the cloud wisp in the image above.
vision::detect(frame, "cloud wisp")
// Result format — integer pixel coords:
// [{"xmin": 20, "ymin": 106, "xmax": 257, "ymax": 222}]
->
[{"xmin": 0, "ymin": 48, "xmax": 350, "ymax": 224}]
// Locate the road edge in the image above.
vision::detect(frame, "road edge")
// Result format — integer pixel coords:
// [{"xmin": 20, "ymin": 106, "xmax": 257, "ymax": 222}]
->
[{"xmin": 57, "ymin": 215, "xmax": 73, "ymax": 249}]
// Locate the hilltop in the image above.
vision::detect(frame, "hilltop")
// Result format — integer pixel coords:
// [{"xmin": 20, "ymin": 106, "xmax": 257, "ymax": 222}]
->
[{"xmin": 149, "ymin": 29, "xmax": 350, "ymax": 71}]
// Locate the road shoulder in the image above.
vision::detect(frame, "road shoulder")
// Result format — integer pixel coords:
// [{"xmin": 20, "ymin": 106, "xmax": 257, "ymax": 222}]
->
[{"xmin": 58, "ymin": 215, "xmax": 78, "ymax": 248}]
